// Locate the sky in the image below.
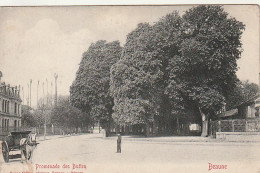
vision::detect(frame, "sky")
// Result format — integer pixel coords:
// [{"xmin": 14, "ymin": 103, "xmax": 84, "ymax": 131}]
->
[{"xmin": 0, "ymin": 5, "xmax": 259, "ymax": 108}]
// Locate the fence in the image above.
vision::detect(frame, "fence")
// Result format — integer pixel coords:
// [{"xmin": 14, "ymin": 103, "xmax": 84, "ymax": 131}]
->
[
  {"xmin": 211, "ymin": 118, "xmax": 260, "ymax": 137},
  {"xmin": 0, "ymin": 126, "xmax": 90, "ymax": 139}
]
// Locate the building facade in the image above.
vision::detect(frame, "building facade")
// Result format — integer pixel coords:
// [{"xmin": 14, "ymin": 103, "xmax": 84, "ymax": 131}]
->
[{"xmin": 0, "ymin": 78, "xmax": 22, "ymax": 135}]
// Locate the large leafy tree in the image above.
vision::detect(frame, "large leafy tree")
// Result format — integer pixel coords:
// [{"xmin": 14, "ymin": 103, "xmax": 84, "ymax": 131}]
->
[
  {"xmin": 152, "ymin": 12, "xmax": 186, "ymax": 134},
  {"xmin": 70, "ymin": 40, "xmax": 122, "ymax": 134},
  {"xmin": 110, "ymin": 23, "xmax": 165, "ymax": 135},
  {"xmin": 166, "ymin": 5, "xmax": 245, "ymax": 136},
  {"xmin": 110, "ymin": 13, "xmax": 183, "ymax": 135}
]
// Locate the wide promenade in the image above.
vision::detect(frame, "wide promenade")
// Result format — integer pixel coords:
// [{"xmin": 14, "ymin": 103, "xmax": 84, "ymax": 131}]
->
[{"xmin": 0, "ymin": 134, "xmax": 259, "ymax": 173}]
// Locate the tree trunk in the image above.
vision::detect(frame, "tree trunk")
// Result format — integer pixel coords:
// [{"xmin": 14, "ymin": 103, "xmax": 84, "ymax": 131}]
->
[
  {"xmin": 105, "ymin": 118, "xmax": 111, "ymax": 137},
  {"xmin": 152, "ymin": 119, "xmax": 158, "ymax": 136},
  {"xmin": 176, "ymin": 118, "xmax": 180, "ymax": 135},
  {"xmin": 201, "ymin": 113, "xmax": 208, "ymax": 137},
  {"xmin": 76, "ymin": 126, "xmax": 78, "ymax": 134},
  {"xmin": 116, "ymin": 125, "xmax": 119, "ymax": 134},
  {"xmin": 145, "ymin": 123, "xmax": 150, "ymax": 137},
  {"xmin": 98, "ymin": 121, "xmax": 101, "ymax": 133}
]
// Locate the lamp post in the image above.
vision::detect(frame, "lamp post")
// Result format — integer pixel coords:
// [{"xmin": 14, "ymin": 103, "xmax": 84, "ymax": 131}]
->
[
  {"xmin": 46, "ymin": 78, "xmax": 49, "ymax": 108},
  {"xmin": 51, "ymin": 81, "xmax": 53, "ymax": 107},
  {"xmin": 37, "ymin": 80, "xmax": 39, "ymax": 109},
  {"xmin": 22, "ymin": 86, "xmax": 24, "ymax": 105},
  {"xmin": 30, "ymin": 79, "xmax": 32, "ymax": 107},
  {"xmin": 27, "ymin": 83, "xmax": 29, "ymax": 106},
  {"xmin": 42, "ymin": 82, "xmax": 46, "ymax": 140},
  {"xmin": 54, "ymin": 73, "xmax": 58, "ymax": 107}
]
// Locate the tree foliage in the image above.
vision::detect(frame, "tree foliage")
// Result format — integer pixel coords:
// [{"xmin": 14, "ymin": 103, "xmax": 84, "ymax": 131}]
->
[
  {"xmin": 70, "ymin": 5, "xmax": 246, "ymax": 136},
  {"xmin": 226, "ymin": 80, "xmax": 259, "ymax": 110},
  {"xmin": 21, "ymin": 105, "xmax": 37, "ymax": 127},
  {"xmin": 164, "ymin": 5, "xmax": 245, "ymax": 136},
  {"xmin": 70, "ymin": 40, "xmax": 122, "ymax": 127},
  {"xmin": 51, "ymin": 96, "xmax": 86, "ymax": 129},
  {"xmin": 110, "ymin": 5, "xmax": 245, "ymax": 135},
  {"xmin": 167, "ymin": 5, "xmax": 245, "ymax": 116},
  {"xmin": 110, "ymin": 23, "xmax": 166, "ymax": 126}
]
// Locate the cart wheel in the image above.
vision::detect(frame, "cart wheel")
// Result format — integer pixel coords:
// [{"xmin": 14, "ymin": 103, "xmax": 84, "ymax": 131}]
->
[{"xmin": 2, "ymin": 142, "xmax": 9, "ymax": 163}]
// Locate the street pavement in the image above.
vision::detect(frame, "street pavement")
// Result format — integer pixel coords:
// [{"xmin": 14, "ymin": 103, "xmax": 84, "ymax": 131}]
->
[{"xmin": 0, "ymin": 133, "xmax": 260, "ymax": 173}]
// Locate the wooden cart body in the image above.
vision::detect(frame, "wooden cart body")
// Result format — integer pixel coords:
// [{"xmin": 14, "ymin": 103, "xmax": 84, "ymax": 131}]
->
[{"xmin": 2, "ymin": 131, "xmax": 32, "ymax": 162}]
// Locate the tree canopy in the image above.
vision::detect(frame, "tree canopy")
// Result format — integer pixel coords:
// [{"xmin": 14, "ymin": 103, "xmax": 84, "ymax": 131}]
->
[
  {"xmin": 21, "ymin": 105, "xmax": 37, "ymax": 127},
  {"xmin": 51, "ymin": 96, "xmax": 85, "ymax": 131},
  {"xmin": 166, "ymin": 5, "xmax": 245, "ymax": 136},
  {"xmin": 70, "ymin": 40, "xmax": 122, "ymax": 130},
  {"xmin": 110, "ymin": 5, "xmax": 245, "ymax": 136},
  {"xmin": 226, "ymin": 80, "xmax": 259, "ymax": 110},
  {"xmin": 70, "ymin": 5, "xmax": 246, "ymax": 136},
  {"xmin": 110, "ymin": 23, "xmax": 165, "ymax": 127}
]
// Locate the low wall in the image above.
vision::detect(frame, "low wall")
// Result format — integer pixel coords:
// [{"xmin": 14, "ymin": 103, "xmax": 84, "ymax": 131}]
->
[
  {"xmin": 216, "ymin": 132, "xmax": 260, "ymax": 142},
  {"xmin": 211, "ymin": 118, "xmax": 260, "ymax": 138}
]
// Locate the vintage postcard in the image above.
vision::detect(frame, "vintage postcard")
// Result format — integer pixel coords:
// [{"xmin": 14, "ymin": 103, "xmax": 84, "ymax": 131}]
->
[{"xmin": 0, "ymin": 4, "xmax": 259, "ymax": 173}]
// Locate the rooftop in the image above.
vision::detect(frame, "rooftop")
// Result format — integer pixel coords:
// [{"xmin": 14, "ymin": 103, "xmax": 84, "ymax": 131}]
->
[
  {"xmin": 218, "ymin": 109, "xmax": 238, "ymax": 118},
  {"xmin": 0, "ymin": 71, "xmax": 21, "ymax": 100}
]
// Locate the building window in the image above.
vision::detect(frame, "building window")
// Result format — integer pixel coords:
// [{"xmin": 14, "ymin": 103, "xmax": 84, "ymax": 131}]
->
[
  {"xmin": 7, "ymin": 101, "xmax": 9, "ymax": 113},
  {"xmin": 15, "ymin": 102, "xmax": 17, "ymax": 114},
  {"xmin": 5, "ymin": 100, "xmax": 7, "ymax": 112},
  {"xmin": 7, "ymin": 119, "xmax": 9, "ymax": 131},
  {"xmin": 2, "ymin": 119, "xmax": 4, "ymax": 130},
  {"xmin": 14, "ymin": 120, "xmax": 17, "ymax": 130},
  {"xmin": 5, "ymin": 119, "xmax": 7, "ymax": 130},
  {"xmin": 2, "ymin": 100, "xmax": 4, "ymax": 112},
  {"xmin": 5, "ymin": 100, "xmax": 7, "ymax": 113},
  {"xmin": 255, "ymin": 108, "xmax": 260, "ymax": 117},
  {"xmin": 17, "ymin": 104, "xmax": 20, "ymax": 115}
]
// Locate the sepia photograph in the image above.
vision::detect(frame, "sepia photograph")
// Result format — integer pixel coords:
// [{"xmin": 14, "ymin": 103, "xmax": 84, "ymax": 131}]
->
[{"xmin": 0, "ymin": 3, "xmax": 259, "ymax": 173}]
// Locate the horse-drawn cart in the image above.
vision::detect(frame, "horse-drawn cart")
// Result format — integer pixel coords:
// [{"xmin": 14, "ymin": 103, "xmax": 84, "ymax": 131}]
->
[{"xmin": 1, "ymin": 131, "xmax": 38, "ymax": 162}]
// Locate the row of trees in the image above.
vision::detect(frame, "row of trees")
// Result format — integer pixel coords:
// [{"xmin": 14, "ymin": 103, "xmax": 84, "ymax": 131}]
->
[
  {"xmin": 21, "ymin": 81, "xmax": 258, "ymax": 135},
  {"xmin": 70, "ymin": 5, "xmax": 251, "ymax": 136},
  {"xmin": 22, "ymin": 96, "xmax": 88, "ymax": 134}
]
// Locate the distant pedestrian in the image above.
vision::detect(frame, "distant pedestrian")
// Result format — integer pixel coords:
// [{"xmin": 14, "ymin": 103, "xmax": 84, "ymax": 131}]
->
[{"xmin": 117, "ymin": 134, "xmax": 121, "ymax": 153}]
